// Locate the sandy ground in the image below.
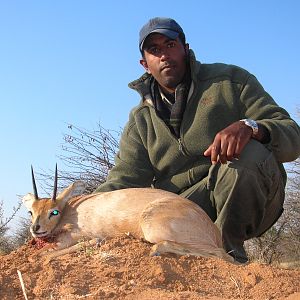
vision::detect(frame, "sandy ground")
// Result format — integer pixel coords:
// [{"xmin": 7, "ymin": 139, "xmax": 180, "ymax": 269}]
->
[{"xmin": 0, "ymin": 235, "xmax": 299, "ymax": 300}]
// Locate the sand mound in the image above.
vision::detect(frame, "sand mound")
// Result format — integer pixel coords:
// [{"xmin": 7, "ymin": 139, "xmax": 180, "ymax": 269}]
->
[{"xmin": 0, "ymin": 235, "xmax": 299, "ymax": 299}]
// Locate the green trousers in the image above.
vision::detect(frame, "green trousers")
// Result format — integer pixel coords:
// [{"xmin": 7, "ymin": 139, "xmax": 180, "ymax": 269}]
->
[{"xmin": 180, "ymin": 140, "xmax": 285, "ymax": 262}]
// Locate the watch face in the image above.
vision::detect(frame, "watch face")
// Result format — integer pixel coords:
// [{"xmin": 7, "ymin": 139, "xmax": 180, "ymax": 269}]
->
[
  {"xmin": 246, "ymin": 119, "xmax": 258, "ymax": 134},
  {"xmin": 247, "ymin": 120, "xmax": 255, "ymax": 127},
  {"xmin": 240, "ymin": 119, "xmax": 258, "ymax": 136}
]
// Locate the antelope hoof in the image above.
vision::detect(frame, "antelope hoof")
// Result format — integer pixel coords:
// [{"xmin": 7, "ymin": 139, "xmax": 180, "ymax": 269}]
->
[
  {"xmin": 150, "ymin": 251, "xmax": 161, "ymax": 257},
  {"xmin": 150, "ymin": 245, "xmax": 161, "ymax": 257}
]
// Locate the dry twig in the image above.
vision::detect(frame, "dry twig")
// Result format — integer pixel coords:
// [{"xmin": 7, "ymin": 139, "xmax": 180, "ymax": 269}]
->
[{"xmin": 17, "ymin": 270, "xmax": 29, "ymax": 300}]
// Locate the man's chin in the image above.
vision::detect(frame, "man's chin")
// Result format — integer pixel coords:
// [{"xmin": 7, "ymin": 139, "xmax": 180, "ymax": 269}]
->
[{"xmin": 162, "ymin": 79, "xmax": 181, "ymax": 90}]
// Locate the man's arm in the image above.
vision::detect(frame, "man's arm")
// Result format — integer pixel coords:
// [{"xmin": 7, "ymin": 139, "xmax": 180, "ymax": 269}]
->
[
  {"xmin": 204, "ymin": 74, "xmax": 300, "ymax": 164},
  {"xmin": 94, "ymin": 119, "xmax": 155, "ymax": 193}
]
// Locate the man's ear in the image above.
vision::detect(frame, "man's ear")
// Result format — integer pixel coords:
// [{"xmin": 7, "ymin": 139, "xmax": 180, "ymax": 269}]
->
[{"xmin": 140, "ymin": 58, "xmax": 151, "ymax": 74}]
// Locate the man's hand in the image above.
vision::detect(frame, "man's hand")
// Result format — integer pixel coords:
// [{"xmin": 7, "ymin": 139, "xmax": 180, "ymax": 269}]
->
[{"xmin": 204, "ymin": 121, "xmax": 253, "ymax": 164}]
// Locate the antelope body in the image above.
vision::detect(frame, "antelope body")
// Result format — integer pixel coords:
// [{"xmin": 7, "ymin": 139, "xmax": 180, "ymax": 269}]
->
[{"xmin": 22, "ymin": 168, "xmax": 233, "ymax": 263}]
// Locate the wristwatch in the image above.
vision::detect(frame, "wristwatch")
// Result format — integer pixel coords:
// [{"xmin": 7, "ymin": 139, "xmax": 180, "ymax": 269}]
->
[{"xmin": 240, "ymin": 119, "xmax": 259, "ymax": 137}]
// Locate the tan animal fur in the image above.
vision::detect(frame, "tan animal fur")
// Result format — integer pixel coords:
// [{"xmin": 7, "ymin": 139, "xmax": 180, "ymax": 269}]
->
[{"xmin": 22, "ymin": 181, "xmax": 233, "ymax": 263}]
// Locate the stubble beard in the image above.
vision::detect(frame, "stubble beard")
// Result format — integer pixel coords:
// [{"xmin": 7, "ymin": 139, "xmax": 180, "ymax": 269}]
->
[{"xmin": 160, "ymin": 72, "xmax": 185, "ymax": 91}]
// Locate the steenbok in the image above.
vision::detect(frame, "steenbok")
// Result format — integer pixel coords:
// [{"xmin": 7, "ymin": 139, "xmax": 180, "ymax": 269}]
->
[{"xmin": 22, "ymin": 166, "xmax": 233, "ymax": 263}]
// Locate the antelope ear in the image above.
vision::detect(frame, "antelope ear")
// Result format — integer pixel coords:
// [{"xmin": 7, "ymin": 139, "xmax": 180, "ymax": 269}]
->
[
  {"xmin": 56, "ymin": 181, "xmax": 86, "ymax": 208},
  {"xmin": 22, "ymin": 193, "xmax": 36, "ymax": 210}
]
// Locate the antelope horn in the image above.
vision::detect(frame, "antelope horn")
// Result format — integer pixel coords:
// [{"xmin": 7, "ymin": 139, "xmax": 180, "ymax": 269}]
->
[
  {"xmin": 31, "ymin": 165, "xmax": 39, "ymax": 200},
  {"xmin": 52, "ymin": 164, "xmax": 58, "ymax": 201}
]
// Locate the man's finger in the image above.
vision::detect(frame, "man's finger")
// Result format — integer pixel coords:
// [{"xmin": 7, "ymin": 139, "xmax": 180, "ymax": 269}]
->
[
  {"xmin": 203, "ymin": 146, "xmax": 211, "ymax": 157},
  {"xmin": 219, "ymin": 140, "xmax": 229, "ymax": 164},
  {"xmin": 226, "ymin": 139, "xmax": 237, "ymax": 161},
  {"xmin": 210, "ymin": 144, "xmax": 220, "ymax": 164}
]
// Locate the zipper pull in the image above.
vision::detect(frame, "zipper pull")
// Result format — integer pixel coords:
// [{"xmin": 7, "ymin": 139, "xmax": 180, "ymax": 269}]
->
[{"xmin": 178, "ymin": 138, "xmax": 184, "ymax": 153}]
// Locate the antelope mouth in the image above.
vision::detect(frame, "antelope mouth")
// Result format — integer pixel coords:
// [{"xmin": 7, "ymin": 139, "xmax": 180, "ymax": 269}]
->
[{"xmin": 32, "ymin": 231, "xmax": 48, "ymax": 238}]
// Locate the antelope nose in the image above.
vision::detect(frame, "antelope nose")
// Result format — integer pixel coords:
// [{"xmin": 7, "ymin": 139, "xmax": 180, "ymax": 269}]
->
[{"xmin": 32, "ymin": 224, "xmax": 40, "ymax": 232}]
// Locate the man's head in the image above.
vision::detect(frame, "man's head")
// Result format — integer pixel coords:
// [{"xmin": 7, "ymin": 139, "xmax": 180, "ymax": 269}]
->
[
  {"xmin": 139, "ymin": 17, "xmax": 189, "ymax": 93},
  {"xmin": 139, "ymin": 17, "xmax": 186, "ymax": 53}
]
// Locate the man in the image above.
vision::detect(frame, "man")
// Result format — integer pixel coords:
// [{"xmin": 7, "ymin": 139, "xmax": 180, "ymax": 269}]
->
[{"xmin": 95, "ymin": 17, "xmax": 300, "ymax": 263}]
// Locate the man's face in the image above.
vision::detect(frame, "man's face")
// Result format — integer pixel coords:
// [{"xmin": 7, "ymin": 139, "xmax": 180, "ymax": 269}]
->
[{"xmin": 140, "ymin": 33, "xmax": 188, "ymax": 93}]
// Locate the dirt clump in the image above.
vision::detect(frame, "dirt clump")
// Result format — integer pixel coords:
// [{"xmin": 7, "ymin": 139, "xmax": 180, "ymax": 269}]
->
[{"xmin": 0, "ymin": 235, "xmax": 299, "ymax": 299}]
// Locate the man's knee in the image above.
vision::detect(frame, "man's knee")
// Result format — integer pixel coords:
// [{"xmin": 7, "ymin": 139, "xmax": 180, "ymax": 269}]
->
[
  {"xmin": 208, "ymin": 140, "xmax": 277, "ymax": 191},
  {"xmin": 222, "ymin": 140, "xmax": 284, "ymax": 189},
  {"xmin": 238, "ymin": 139, "xmax": 272, "ymax": 167},
  {"xmin": 230, "ymin": 140, "xmax": 284, "ymax": 197}
]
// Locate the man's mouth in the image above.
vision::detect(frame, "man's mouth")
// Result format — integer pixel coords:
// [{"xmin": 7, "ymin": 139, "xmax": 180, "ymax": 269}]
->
[{"xmin": 161, "ymin": 64, "xmax": 175, "ymax": 71}]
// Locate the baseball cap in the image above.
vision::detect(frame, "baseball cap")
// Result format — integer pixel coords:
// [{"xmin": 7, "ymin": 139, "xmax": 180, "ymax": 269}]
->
[{"xmin": 139, "ymin": 17, "xmax": 185, "ymax": 52}]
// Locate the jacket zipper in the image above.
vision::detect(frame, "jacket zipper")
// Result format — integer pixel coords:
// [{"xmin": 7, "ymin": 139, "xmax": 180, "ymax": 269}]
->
[
  {"xmin": 147, "ymin": 104, "xmax": 189, "ymax": 156},
  {"xmin": 178, "ymin": 137, "xmax": 188, "ymax": 156}
]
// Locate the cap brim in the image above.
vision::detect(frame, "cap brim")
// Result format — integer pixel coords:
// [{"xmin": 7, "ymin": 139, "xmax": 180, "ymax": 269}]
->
[{"xmin": 140, "ymin": 29, "xmax": 179, "ymax": 51}]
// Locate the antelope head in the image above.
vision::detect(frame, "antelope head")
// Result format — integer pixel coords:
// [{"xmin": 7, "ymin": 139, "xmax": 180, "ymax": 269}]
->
[{"xmin": 22, "ymin": 165, "xmax": 85, "ymax": 238}]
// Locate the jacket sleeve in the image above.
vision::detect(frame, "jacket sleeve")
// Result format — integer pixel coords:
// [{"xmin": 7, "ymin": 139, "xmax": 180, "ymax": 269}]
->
[
  {"xmin": 239, "ymin": 73, "xmax": 300, "ymax": 162},
  {"xmin": 94, "ymin": 112, "xmax": 155, "ymax": 193}
]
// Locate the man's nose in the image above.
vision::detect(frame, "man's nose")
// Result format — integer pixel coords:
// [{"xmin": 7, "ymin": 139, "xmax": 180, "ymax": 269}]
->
[{"xmin": 160, "ymin": 50, "xmax": 170, "ymax": 61}]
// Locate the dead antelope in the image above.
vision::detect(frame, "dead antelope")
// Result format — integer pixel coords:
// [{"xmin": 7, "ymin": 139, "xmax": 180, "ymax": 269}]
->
[{"xmin": 22, "ymin": 166, "xmax": 233, "ymax": 263}]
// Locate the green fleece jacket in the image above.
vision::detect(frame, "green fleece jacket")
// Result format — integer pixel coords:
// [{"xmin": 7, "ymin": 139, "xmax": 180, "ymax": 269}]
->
[{"xmin": 95, "ymin": 50, "xmax": 300, "ymax": 193}]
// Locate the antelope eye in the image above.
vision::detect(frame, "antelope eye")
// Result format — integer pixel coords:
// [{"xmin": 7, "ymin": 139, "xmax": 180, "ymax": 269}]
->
[
  {"xmin": 50, "ymin": 210, "xmax": 60, "ymax": 218},
  {"xmin": 28, "ymin": 211, "xmax": 32, "ymax": 216}
]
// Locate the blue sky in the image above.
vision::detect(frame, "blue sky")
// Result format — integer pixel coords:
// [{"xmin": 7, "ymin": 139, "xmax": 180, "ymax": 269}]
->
[{"xmin": 1, "ymin": 1, "xmax": 299, "ymax": 221}]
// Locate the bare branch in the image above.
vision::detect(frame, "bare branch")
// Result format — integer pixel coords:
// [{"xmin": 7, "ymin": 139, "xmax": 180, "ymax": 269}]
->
[{"xmin": 38, "ymin": 122, "xmax": 120, "ymax": 194}]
